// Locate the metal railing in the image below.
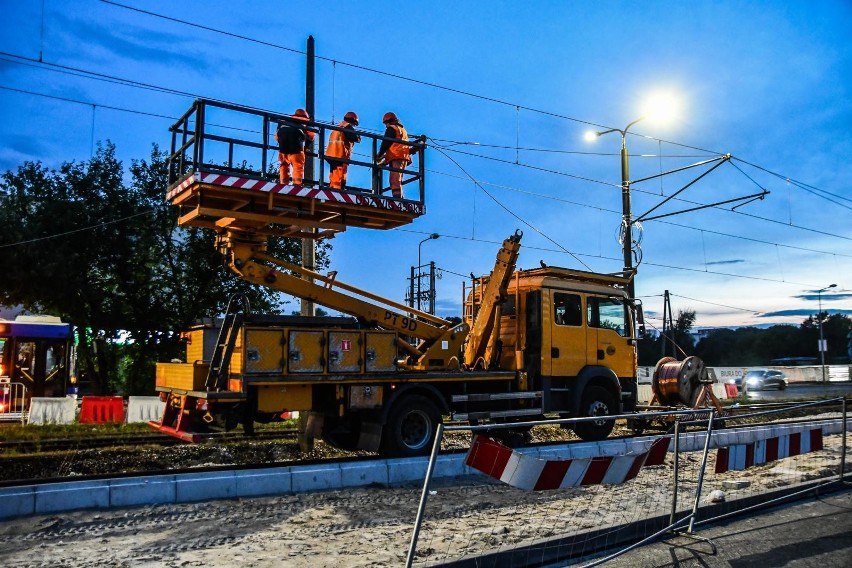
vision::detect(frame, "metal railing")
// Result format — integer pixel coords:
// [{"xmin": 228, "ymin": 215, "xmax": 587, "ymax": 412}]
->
[
  {"xmin": 0, "ymin": 381, "xmax": 28, "ymax": 422},
  {"xmin": 167, "ymin": 98, "xmax": 427, "ymax": 204},
  {"xmin": 406, "ymin": 398, "xmax": 850, "ymax": 567}
]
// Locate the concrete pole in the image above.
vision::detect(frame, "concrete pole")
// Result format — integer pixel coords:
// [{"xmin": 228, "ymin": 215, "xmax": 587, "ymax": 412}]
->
[{"xmin": 301, "ymin": 36, "xmax": 316, "ymax": 317}]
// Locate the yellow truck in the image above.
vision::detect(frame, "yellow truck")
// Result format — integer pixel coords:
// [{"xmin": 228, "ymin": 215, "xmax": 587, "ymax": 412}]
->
[{"xmin": 150, "ymin": 99, "xmax": 641, "ymax": 456}]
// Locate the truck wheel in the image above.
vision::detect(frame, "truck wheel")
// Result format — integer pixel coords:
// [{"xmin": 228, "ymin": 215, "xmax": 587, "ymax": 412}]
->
[
  {"xmin": 573, "ymin": 385, "xmax": 617, "ymax": 441},
  {"xmin": 381, "ymin": 395, "xmax": 441, "ymax": 457}
]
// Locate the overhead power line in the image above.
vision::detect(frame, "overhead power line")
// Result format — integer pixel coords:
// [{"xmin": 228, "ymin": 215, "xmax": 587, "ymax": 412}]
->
[
  {"xmin": 392, "ymin": 228, "xmax": 818, "ymax": 288},
  {"xmin": 3, "ymin": 79, "xmax": 849, "ymax": 265},
  {"xmin": 98, "ymin": 0, "xmax": 845, "ymax": 208},
  {"xmin": 0, "ymin": 209, "xmax": 159, "ymax": 249}
]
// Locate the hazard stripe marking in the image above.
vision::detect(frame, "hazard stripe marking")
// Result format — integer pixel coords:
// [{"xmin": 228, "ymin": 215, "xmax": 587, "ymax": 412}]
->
[
  {"xmin": 714, "ymin": 428, "xmax": 823, "ymax": 473},
  {"xmin": 464, "ymin": 435, "xmax": 662, "ymax": 491}
]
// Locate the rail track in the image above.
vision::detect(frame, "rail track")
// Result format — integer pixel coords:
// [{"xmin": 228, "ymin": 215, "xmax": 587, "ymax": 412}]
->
[
  {"xmin": 0, "ymin": 399, "xmax": 843, "ymax": 487},
  {"xmin": 0, "ymin": 428, "xmax": 299, "ymax": 454}
]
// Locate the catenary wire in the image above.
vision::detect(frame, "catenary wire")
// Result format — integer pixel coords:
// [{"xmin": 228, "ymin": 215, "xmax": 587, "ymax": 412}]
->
[
  {"xmin": 2, "ymin": 81, "xmax": 849, "ymax": 266},
  {"xmin": 4, "ymin": 50, "xmax": 845, "ymax": 241}
]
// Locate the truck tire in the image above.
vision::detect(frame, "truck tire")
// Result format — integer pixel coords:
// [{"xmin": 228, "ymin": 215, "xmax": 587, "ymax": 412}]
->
[
  {"xmin": 573, "ymin": 385, "xmax": 617, "ymax": 441},
  {"xmin": 380, "ymin": 395, "xmax": 441, "ymax": 457}
]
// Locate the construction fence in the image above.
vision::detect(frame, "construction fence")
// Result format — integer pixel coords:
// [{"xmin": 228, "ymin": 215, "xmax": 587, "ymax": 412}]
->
[{"xmin": 406, "ymin": 398, "xmax": 850, "ymax": 567}]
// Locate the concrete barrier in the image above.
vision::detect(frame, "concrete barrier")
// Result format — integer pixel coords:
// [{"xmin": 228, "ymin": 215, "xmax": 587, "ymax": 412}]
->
[{"xmin": 27, "ymin": 397, "xmax": 76, "ymax": 425}]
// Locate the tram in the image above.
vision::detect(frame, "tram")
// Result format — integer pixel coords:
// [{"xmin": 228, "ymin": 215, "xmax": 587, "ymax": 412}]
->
[{"xmin": 0, "ymin": 316, "xmax": 75, "ymax": 414}]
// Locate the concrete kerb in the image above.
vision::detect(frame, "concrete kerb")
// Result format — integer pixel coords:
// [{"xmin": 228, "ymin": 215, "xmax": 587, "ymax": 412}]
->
[
  {"xmin": 1, "ymin": 413, "xmax": 847, "ymax": 521},
  {"xmin": 0, "ymin": 452, "xmax": 473, "ymax": 521}
]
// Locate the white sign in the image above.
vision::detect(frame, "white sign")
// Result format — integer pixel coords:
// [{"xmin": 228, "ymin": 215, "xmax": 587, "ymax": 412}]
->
[{"xmin": 818, "ymin": 339, "xmax": 828, "ymax": 352}]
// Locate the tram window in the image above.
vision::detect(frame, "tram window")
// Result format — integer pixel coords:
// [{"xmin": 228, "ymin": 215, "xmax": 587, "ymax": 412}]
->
[
  {"xmin": 0, "ymin": 339, "xmax": 6, "ymax": 376},
  {"xmin": 17, "ymin": 341, "xmax": 36, "ymax": 373},
  {"xmin": 554, "ymin": 293, "xmax": 582, "ymax": 326}
]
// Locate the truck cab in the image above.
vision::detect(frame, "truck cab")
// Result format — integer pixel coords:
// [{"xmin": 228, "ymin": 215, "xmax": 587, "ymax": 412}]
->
[{"xmin": 467, "ymin": 266, "xmax": 638, "ymax": 440}]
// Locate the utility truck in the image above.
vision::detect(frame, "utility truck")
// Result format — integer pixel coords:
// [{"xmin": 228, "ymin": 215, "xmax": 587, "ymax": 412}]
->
[{"xmin": 150, "ymin": 99, "xmax": 641, "ymax": 456}]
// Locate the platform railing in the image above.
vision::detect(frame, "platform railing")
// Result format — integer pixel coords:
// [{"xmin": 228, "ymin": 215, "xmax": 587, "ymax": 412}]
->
[{"xmin": 167, "ymin": 98, "xmax": 426, "ymax": 205}]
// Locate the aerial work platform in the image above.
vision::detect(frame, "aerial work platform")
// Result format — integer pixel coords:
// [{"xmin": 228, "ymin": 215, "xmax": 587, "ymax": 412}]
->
[{"xmin": 166, "ymin": 99, "xmax": 427, "ymax": 239}]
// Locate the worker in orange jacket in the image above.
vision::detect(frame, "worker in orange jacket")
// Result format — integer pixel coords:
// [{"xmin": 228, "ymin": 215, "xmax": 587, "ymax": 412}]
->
[
  {"xmin": 275, "ymin": 108, "xmax": 315, "ymax": 187},
  {"xmin": 325, "ymin": 111, "xmax": 360, "ymax": 189},
  {"xmin": 376, "ymin": 112, "xmax": 417, "ymax": 198}
]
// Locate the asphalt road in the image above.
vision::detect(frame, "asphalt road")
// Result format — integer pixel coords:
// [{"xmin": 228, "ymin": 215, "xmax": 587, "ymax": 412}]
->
[{"xmin": 740, "ymin": 381, "xmax": 852, "ymax": 402}]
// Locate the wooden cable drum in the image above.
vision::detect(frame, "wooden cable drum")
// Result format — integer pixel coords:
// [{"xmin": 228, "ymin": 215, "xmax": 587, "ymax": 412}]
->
[{"xmin": 652, "ymin": 356, "xmax": 708, "ymax": 407}]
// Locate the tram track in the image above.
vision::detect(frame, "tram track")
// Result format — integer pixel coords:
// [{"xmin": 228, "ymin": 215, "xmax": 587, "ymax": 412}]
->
[
  {"xmin": 0, "ymin": 427, "xmax": 300, "ymax": 454},
  {"xmin": 0, "ymin": 401, "xmax": 843, "ymax": 486}
]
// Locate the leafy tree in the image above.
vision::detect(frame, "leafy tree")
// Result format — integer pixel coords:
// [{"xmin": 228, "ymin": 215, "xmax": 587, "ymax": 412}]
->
[{"xmin": 0, "ymin": 142, "xmax": 331, "ymax": 395}]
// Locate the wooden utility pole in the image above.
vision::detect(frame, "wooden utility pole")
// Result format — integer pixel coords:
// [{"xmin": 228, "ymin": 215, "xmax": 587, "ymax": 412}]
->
[{"xmin": 301, "ymin": 35, "xmax": 316, "ymax": 316}]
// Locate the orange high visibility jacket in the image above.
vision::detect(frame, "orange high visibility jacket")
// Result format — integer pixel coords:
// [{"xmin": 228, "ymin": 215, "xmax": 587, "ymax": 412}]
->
[
  {"xmin": 382, "ymin": 123, "xmax": 411, "ymax": 164},
  {"xmin": 326, "ymin": 120, "xmax": 357, "ymax": 161}
]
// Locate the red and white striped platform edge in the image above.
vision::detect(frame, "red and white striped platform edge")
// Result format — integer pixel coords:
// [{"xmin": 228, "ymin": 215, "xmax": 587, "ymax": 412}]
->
[
  {"xmin": 166, "ymin": 171, "xmax": 424, "ymax": 214},
  {"xmin": 464, "ymin": 435, "xmax": 670, "ymax": 491},
  {"xmin": 714, "ymin": 428, "xmax": 823, "ymax": 473}
]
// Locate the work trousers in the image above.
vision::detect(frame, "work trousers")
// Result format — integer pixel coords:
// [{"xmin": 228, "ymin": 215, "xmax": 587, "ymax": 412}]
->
[
  {"xmin": 388, "ymin": 159, "xmax": 405, "ymax": 198},
  {"xmin": 279, "ymin": 151, "xmax": 306, "ymax": 185},
  {"xmin": 329, "ymin": 163, "xmax": 349, "ymax": 189}
]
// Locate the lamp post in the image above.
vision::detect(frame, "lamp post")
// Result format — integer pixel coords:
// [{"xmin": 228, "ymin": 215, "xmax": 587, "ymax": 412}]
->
[
  {"xmin": 817, "ymin": 283, "xmax": 837, "ymax": 383},
  {"xmin": 417, "ymin": 233, "xmax": 440, "ymax": 312},
  {"xmin": 585, "ymin": 118, "xmax": 645, "ymax": 300}
]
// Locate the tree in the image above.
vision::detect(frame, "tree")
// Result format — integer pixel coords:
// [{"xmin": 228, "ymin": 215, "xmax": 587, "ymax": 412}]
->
[{"xmin": 0, "ymin": 142, "xmax": 331, "ymax": 395}]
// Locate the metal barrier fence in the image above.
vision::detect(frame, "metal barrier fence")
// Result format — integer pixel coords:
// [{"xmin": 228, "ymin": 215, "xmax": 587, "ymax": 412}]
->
[
  {"xmin": 0, "ymin": 382, "xmax": 28, "ymax": 422},
  {"xmin": 406, "ymin": 398, "xmax": 850, "ymax": 567}
]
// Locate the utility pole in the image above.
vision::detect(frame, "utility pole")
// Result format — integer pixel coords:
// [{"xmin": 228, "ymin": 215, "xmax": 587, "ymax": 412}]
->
[
  {"xmin": 661, "ymin": 290, "xmax": 674, "ymax": 359},
  {"xmin": 301, "ymin": 35, "xmax": 316, "ymax": 317}
]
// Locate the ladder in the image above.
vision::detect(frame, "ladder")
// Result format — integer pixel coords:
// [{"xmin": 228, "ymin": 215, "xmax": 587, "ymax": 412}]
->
[{"xmin": 205, "ymin": 294, "xmax": 250, "ymax": 391}]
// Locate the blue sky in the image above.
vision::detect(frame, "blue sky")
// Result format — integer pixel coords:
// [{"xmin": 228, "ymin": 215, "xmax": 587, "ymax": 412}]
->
[{"xmin": 1, "ymin": 0, "xmax": 850, "ymax": 331}]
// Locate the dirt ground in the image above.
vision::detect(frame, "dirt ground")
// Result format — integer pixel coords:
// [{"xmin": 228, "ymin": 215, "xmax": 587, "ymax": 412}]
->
[{"xmin": 0, "ymin": 433, "xmax": 845, "ymax": 568}]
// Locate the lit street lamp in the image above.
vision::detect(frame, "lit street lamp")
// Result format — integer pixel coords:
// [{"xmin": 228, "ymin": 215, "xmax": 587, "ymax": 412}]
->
[
  {"xmin": 585, "ymin": 119, "xmax": 644, "ymax": 300},
  {"xmin": 584, "ymin": 93, "xmax": 677, "ymax": 301},
  {"xmin": 417, "ymin": 233, "xmax": 440, "ymax": 312},
  {"xmin": 817, "ymin": 283, "xmax": 836, "ymax": 383}
]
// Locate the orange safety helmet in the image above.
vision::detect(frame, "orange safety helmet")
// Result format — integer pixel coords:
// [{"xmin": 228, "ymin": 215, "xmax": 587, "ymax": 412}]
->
[
  {"xmin": 382, "ymin": 111, "xmax": 398, "ymax": 124},
  {"xmin": 344, "ymin": 111, "xmax": 359, "ymax": 126},
  {"xmin": 293, "ymin": 108, "xmax": 310, "ymax": 120}
]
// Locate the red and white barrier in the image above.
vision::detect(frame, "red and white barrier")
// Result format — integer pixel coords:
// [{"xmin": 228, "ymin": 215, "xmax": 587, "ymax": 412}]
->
[
  {"xmin": 465, "ymin": 435, "xmax": 669, "ymax": 491},
  {"xmin": 715, "ymin": 428, "xmax": 823, "ymax": 473}
]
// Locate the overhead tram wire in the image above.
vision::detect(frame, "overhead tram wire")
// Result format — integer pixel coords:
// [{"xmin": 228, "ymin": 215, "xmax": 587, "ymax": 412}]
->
[
  {"xmin": 0, "ymin": 84, "xmax": 175, "ymax": 122},
  {"xmin": 732, "ymin": 157, "xmax": 852, "ymax": 210},
  {"xmin": 425, "ymin": 168, "xmax": 852, "ymax": 260},
  {"xmin": 434, "ymin": 143, "xmax": 852, "ymax": 243},
  {"xmin": 96, "ymin": 1, "xmax": 846, "ymax": 210},
  {"xmin": 668, "ymin": 293, "xmax": 762, "ymax": 314},
  {"xmin": 4, "ymin": 71, "xmax": 849, "ymax": 253},
  {"xmin": 6, "ymin": 27, "xmax": 843, "ymax": 238},
  {"xmin": 0, "ymin": 209, "xmax": 160, "ymax": 249},
  {"xmin": 430, "ymin": 145, "xmax": 594, "ymax": 271},
  {"xmin": 392, "ymin": 228, "xmax": 819, "ymax": 288},
  {"xmin": 0, "ymin": 52, "xmax": 202, "ymax": 102},
  {"xmin": 6, "ymin": 47, "xmax": 845, "ymax": 249}
]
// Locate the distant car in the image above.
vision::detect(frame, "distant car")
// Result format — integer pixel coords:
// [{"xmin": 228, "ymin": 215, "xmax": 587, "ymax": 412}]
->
[{"xmin": 738, "ymin": 369, "xmax": 787, "ymax": 391}]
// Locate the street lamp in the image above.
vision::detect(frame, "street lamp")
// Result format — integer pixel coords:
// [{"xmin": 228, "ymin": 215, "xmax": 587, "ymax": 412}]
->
[
  {"xmin": 584, "ymin": 94, "xmax": 677, "ymax": 301},
  {"xmin": 417, "ymin": 233, "xmax": 440, "ymax": 312},
  {"xmin": 817, "ymin": 283, "xmax": 837, "ymax": 383},
  {"xmin": 585, "ymin": 119, "xmax": 644, "ymax": 300}
]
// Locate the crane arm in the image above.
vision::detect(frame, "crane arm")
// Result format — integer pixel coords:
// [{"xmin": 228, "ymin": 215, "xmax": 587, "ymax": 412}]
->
[{"xmin": 463, "ymin": 230, "xmax": 523, "ymax": 369}]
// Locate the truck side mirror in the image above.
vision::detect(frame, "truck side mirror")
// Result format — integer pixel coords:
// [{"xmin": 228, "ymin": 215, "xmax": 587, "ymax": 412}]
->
[{"xmin": 634, "ymin": 303, "xmax": 646, "ymax": 339}]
